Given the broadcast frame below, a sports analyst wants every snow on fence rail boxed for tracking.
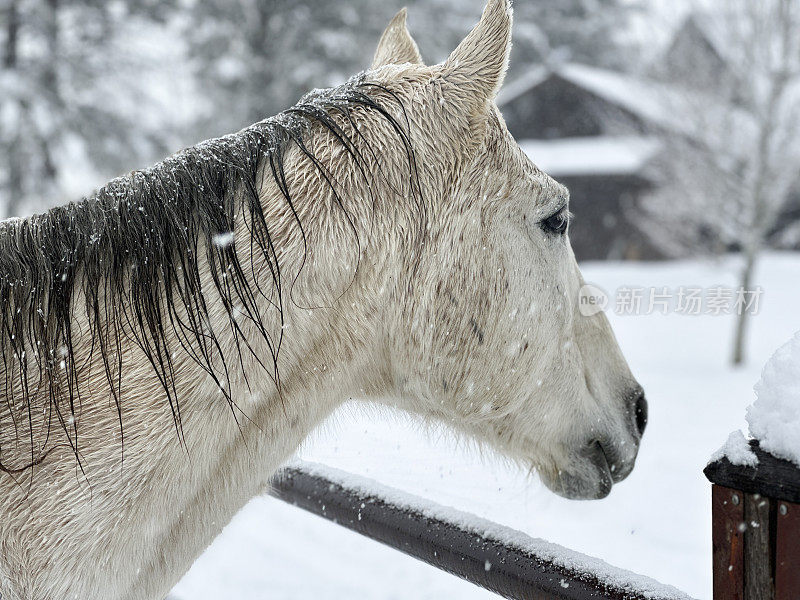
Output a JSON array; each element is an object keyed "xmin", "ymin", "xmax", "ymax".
[{"xmin": 269, "ymin": 461, "xmax": 694, "ymax": 600}]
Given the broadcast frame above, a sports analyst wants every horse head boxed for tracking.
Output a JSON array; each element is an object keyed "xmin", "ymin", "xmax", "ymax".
[{"xmin": 364, "ymin": 0, "xmax": 646, "ymax": 499}]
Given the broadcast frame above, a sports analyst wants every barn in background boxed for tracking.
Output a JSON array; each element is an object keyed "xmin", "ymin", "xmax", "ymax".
[
  {"xmin": 497, "ymin": 14, "xmax": 800, "ymax": 261},
  {"xmin": 497, "ymin": 64, "xmax": 669, "ymax": 261},
  {"xmin": 518, "ymin": 137, "xmax": 659, "ymax": 261}
]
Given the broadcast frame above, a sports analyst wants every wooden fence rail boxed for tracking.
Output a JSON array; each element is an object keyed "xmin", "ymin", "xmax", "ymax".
[{"xmin": 269, "ymin": 463, "xmax": 694, "ymax": 600}]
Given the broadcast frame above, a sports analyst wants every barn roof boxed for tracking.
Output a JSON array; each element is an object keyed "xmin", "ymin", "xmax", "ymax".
[
  {"xmin": 496, "ymin": 65, "xmax": 549, "ymax": 107},
  {"xmin": 499, "ymin": 63, "xmax": 677, "ymax": 127},
  {"xmin": 556, "ymin": 64, "xmax": 671, "ymax": 125},
  {"xmin": 499, "ymin": 63, "xmax": 756, "ymax": 145},
  {"xmin": 669, "ymin": 13, "xmax": 732, "ymax": 65},
  {"xmin": 519, "ymin": 136, "xmax": 660, "ymax": 178}
]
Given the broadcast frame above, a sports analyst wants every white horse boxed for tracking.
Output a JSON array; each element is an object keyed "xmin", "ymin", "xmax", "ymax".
[{"xmin": 0, "ymin": 1, "xmax": 646, "ymax": 598}]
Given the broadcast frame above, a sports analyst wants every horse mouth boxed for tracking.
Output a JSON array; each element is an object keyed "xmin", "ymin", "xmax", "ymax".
[
  {"xmin": 540, "ymin": 440, "xmax": 616, "ymax": 500},
  {"xmin": 587, "ymin": 440, "xmax": 615, "ymax": 495}
]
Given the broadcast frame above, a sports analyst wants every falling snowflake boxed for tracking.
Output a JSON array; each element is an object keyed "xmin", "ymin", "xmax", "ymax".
[{"xmin": 212, "ymin": 231, "xmax": 235, "ymax": 248}]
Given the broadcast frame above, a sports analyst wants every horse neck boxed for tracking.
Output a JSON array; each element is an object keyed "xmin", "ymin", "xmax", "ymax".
[
  {"xmin": 0, "ymin": 165, "xmax": 400, "ymax": 600},
  {"xmin": 115, "ymin": 248, "xmax": 397, "ymax": 600}
]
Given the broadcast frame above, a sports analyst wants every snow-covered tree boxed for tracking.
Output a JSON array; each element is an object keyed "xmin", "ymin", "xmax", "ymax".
[
  {"xmin": 185, "ymin": 0, "xmax": 397, "ymax": 137},
  {"xmin": 0, "ymin": 0, "xmax": 194, "ymax": 217},
  {"xmin": 510, "ymin": 0, "xmax": 643, "ymax": 70},
  {"xmin": 406, "ymin": 0, "xmax": 642, "ymax": 69},
  {"xmin": 186, "ymin": 0, "xmax": 643, "ymax": 140},
  {"xmin": 640, "ymin": 0, "xmax": 800, "ymax": 365}
]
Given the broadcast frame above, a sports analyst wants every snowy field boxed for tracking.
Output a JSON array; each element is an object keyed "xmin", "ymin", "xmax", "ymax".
[{"xmin": 172, "ymin": 252, "xmax": 800, "ymax": 600}]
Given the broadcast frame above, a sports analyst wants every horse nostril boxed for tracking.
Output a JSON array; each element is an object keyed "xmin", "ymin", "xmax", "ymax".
[{"xmin": 634, "ymin": 391, "xmax": 648, "ymax": 437}]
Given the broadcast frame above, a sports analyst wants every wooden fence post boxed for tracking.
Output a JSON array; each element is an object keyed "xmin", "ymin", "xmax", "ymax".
[{"xmin": 705, "ymin": 440, "xmax": 800, "ymax": 600}]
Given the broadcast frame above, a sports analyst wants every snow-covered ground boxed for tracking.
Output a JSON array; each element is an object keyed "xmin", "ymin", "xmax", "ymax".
[{"xmin": 172, "ymin": 252, "xmax": 800, "ymax": 600}]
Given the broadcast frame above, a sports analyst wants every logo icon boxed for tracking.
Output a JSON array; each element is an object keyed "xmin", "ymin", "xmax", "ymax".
[{"xmin": 578, "ymin": 284, "xmax": 608, "ymax": 316}]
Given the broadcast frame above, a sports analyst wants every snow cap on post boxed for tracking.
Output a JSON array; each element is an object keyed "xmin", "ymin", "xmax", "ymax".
[
  {"xmin": 441, "ymin": 0, "xmax": 513, "ymax": 105},
  {"xmin": 372, "ymin": 8, "xmax": 423, "ymax": 69}
]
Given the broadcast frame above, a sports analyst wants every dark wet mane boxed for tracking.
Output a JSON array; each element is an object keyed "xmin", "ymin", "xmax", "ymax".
[{"xmin": 0, "ymin": 74, "xmax": 418, "ymax": 474}]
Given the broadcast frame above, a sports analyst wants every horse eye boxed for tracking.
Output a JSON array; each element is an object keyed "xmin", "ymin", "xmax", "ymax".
[{"xmin": 541, "ymin": 208, "xmax": 570, "ymax": 235}]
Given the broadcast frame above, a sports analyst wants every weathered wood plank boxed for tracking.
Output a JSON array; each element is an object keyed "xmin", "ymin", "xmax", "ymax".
[
  {"xmin": 743, "ymin": 493, "xmax": 774, "ymax": 600},
  {"xmin": 712, "ymin": 485, "xmax": 745, "ymax": 600},
  {"xmin": 775, "ymin": 500, "xmax": 800, "ymax": 600},
  {"xmin": 705, "ymin": 441, "xmax": 800, "ymax": 505}
]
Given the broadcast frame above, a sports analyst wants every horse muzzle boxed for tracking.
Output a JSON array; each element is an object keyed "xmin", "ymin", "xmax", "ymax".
[{"xmin": 542, "ymin": 389, "xmax": 647, "ymax": 500}]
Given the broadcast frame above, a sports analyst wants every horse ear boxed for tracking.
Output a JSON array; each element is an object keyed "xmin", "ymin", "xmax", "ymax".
[
  {"xmin": 372, "ymin": 8, "xmax": 424, "ymax": 69},
  {"xmin": 440, "ymin": 0, "xmax": 512, "ymax": 105}
]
